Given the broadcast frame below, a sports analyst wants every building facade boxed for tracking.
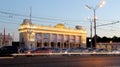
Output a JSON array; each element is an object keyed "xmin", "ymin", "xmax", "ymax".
[
  {"xmin": 0, "ymin": 33, "xmax": 13, "ymax": 47},
  {"xmin": 19, "ymin": 19, "xmax": 87, "ymax": 49},
  {"xmin": 97, "ymin": 42, "xmax": 120, "ymax": 51}
]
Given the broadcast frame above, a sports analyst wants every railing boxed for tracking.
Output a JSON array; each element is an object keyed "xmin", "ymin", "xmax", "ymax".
[{"xmin": 12, "ymin": 52, "xmax": 120, "ymax": 56}]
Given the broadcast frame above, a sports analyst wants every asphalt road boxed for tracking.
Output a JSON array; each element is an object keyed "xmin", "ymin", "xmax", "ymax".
[{"xmin": 0, "ymin": 55, "xmax": 120, "ymax": 67}]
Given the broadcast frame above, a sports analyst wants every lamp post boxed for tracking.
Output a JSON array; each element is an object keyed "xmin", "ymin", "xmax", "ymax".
[
  {"xmin": 87, "ymin": 17, "xmax": 93, "ymax": 48},
  {"xmin": 86, "ymin": 0, "xmax": 106, "ymax": 47},
  {"xmin": 29, "ymin": 7, "xmax": 32, "ymax": 49}
]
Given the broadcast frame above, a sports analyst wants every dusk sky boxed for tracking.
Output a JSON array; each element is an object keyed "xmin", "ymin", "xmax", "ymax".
[{"xmin": 0, "ymin": 0, "xmax": 120, "ymax": 41}]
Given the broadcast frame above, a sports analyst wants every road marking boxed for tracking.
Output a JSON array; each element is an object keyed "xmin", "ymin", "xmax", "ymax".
[{"xmin": 0, "ymin": 57, "xmax": 14, "ymax": 59}]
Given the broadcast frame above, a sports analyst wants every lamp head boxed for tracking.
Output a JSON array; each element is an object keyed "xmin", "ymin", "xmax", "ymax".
[
  {"xmin": 85, "ymin": 5, "xmax": 92, "ymax": 9},
  {"xmin": 98, "ymin": 0, "xmax": 106, "ymax": 8}
]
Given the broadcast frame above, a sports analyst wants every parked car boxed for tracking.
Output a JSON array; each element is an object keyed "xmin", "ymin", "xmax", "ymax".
[
  {"xmin": 25, "ymin": 47, "xmax": 52, "ymax": 54},
  {"xmin": 0, "ymin": 46, "xmax": 18, "ymax": 56},
  {"xmin": 112, "ymin": 49, "xmax": 120, "ymax": 53},
  {"xmin": 50, "ymin": 48, "xmax": 60, "ymax": 53},
  {"xmin": 18, "ymin": 47, "xmax": 28, "ymax": 53},
  {"xmin": 93, "ymin": 48, "xmax": 109, "ymax": 53}
]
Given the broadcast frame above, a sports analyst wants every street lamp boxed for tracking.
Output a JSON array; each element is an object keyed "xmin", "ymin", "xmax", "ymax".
[
  {"xmin": 87, "ymin": 17, "xmax": 93, "ymax": 48},
  {"xmin": 86, "ymin": 0, "xmax": 106, "ymax": 47}
]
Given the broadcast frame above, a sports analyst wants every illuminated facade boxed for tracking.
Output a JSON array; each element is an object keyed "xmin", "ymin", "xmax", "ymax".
[{"xmin": 19, "ymin": 19, "xmax": 87, "ymax": 49}]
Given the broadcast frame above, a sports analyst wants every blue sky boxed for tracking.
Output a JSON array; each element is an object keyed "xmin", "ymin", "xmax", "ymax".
[{"xmin": 0, "ymin": 0, "xmax": 120, "ymax": 41}]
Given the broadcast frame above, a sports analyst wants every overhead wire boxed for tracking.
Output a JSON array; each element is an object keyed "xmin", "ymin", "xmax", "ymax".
[
  {"xmin": 96, "ymin": 21, "xmax": 120, "ymax": 27},
  {"xmin": 0, "ymin": 10, "xmax": 120, "ymax": 34},
  {"xmin": 0, "ymin": 10, "xmax": 87, "ymax": 23},
  {"xmin": 0, "ymin": 10, "xmax": 89, "ymax": 29}
]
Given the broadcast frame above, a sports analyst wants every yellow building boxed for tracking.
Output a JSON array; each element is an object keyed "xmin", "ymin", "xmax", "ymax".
[{"xmin": 19, "ymin": 19, "xmax": 87, "ymax": 49}]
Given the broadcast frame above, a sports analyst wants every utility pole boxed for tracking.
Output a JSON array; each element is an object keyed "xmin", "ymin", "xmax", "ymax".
[
  {"xmin": 28, "ymin": 7, "xmax": 32, "ymax": 49},
  {"xmin": 3, "ymin": 28, "xmax": 5, "ymax": 46},
  {"xmin": 87, "ymin": 17, "xmax": 93, "ymax": 48},
  {"xmin": 85, "ymin": 0, "xmax": 106, "ymax": 47}
]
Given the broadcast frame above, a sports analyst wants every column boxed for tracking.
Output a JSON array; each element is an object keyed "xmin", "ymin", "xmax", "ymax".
[
  {"xmin": 75, "ymin": 35, "xmax": 77, "ymax": 48},
  {"xmin": 41, "ymin": 33, "xmax": 44, "ymax": 48},
  {"xmin": 79, "ymin": 36, "xmax": 81, "ymax": 48},
  {"xmin": 49, "ymin": 33, "xmax": 51, "ymax": 48},
  {"xmin": 0, "ymin": 34, "xmax": 1, "ymax": 47},
  {"xmin": 69, "ymin": 35, "xmax": 70, "ymax": 48},
  {"xmin": 63, "ymin": 34, "xmax": 65, "ymax": 48},
  {"xmin": 56, "ymin": 34, "xmax": 58, "ymax": 48},
  {"xmin": 27, "ymin": 32, "xmax": 30, "ymax": 49}
]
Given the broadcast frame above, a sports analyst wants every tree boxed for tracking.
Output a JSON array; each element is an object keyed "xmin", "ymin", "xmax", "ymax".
[{"xmin": 112, "ymin": 36, "xmax": 119, "ymax": 42}]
